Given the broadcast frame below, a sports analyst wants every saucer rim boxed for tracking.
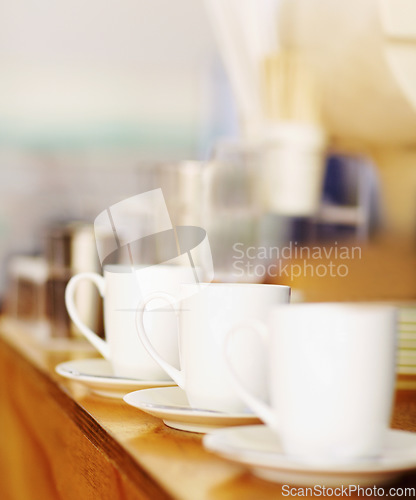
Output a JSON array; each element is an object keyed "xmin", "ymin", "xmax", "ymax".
[
  {"xmin": 123, "ymin": 386, "xmax": 262, "ymax": 422},
  {"xmin": 203, "ymin": 425, "xmax": 416, "ymax": 475},
  {"xmin": 55, "ymin": 358, "xmax": 175, "ymax": 387}
]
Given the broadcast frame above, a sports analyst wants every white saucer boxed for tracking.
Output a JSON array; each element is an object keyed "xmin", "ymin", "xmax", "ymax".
[
  {"xmin": 123, "ymin": 387, "xmax": 261, "ymax": 433},
  {"xmin": 203, "ymin": 425, "xmax": 416, "ymax": 487},
  {"xmin": 55, "ymin": 358, "xmax": 175, "ymax": 398}
]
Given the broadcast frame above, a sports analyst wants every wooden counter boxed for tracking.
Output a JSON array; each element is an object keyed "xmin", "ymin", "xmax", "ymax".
[{"xmin": 1, "ymin": 319, "xmax": 416, "ymax": 500}]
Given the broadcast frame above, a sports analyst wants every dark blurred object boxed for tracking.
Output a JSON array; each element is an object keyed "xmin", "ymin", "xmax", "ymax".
[
  {"xmin": 4, "ymin": 221, "xmax": 104, "ymax": 339},
  {"xmin": 44, "ymin": 223, "xmax": 75, "ymax": 338},
  {"xmin": 4, "ymin": 256, "xmax": 49, "ymax": 339},
  {"xmin": 44, "ymin": 222, "xmax": 103, "ymax": 339},
  {"xmin": 288, "ymin": 154, "xmax": 382, "ymax": 244},
  {"xmin": 313, "ymin": 155, "xmax": 382, "ymax": 241},
  {"xmin": 45, "ymin": 224, "xmax": 74, "ymax": 270},
  {"xmin": 46, "ymin": 275, "xmax": 73, "ymax": 339}
]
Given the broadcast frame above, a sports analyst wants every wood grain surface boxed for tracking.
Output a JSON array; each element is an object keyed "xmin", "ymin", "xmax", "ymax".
[{"xmin": 1, "ymin": 315, "xmax": 416, "ymax": 500}]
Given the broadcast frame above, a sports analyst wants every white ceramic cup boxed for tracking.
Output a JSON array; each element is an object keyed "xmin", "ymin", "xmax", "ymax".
[
  {"xmin": 225, "ymin": 303, "xmax": 397, "ymax": 463},
  {"xmin": 65, "ymin": 264, "xmax": 198, "ymax": 379},
  {"xmin": 136, "ymin": 283, "xmax": 291, "ymax": 412}
]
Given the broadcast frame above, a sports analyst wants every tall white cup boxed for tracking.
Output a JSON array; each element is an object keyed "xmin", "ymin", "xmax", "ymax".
[
  {"xmin": 136, "ymin": 283, "xmax": 291, "ymax": 412},
  {"xmin": 226, "ymin": 303, "xmax": 397, "ymax": 463},
  {"xmin": 65, "ymin": 264, "xmax": 198, "ymax": 379}
]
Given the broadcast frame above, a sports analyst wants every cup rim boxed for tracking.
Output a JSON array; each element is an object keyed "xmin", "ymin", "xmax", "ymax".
[
  {"xmin": 103, "ymin": 263, "xmax": 199, "ymax": 274},
  {"xmin": 181, "ymin": 282, "xmax": 291, "ymax": 290},
  {"xmin": 271, "ymin": 301, "xmax": 397, "ymax": 313}
]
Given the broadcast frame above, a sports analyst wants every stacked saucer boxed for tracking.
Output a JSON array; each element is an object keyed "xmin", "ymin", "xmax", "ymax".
[{"xmin": 398, "ymin": 306, "xmax": 416, "ymax": 377}]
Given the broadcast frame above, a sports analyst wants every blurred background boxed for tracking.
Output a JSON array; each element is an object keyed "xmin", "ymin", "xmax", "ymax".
[
  {"xmin": 2, "ymin": 0, "xmax": 416, "ymax": 337},
  {"xmin": 0, "ymin": 0, "xmax": 233, "ymax": 288}
]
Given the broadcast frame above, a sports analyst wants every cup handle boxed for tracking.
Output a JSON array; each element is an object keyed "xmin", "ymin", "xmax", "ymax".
[
  {"xmin": 136, "ymin": 292, "xmax": 185, "ymax": 388},
  {"xmin": 65, "ymin": 273, "xmax": 110, "ymax": 359},
  {"xmin": 224, "ymin": 320, "xmax": 278, "ymax": 432}
]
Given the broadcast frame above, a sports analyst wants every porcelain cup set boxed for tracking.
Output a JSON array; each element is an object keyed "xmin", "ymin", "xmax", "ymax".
[{"xmin": 62, "ymin": 263, "xmax": 416, "ymax": 486}]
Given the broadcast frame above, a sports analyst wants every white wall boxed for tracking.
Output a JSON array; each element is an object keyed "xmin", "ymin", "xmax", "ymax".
[
  {"xmin": 0, "ymin": 0, "xmax": 239, "ymax": 294},
  {"xmin": 0, "ymin": 0, "xmax": 235, "ymax": 153}
]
